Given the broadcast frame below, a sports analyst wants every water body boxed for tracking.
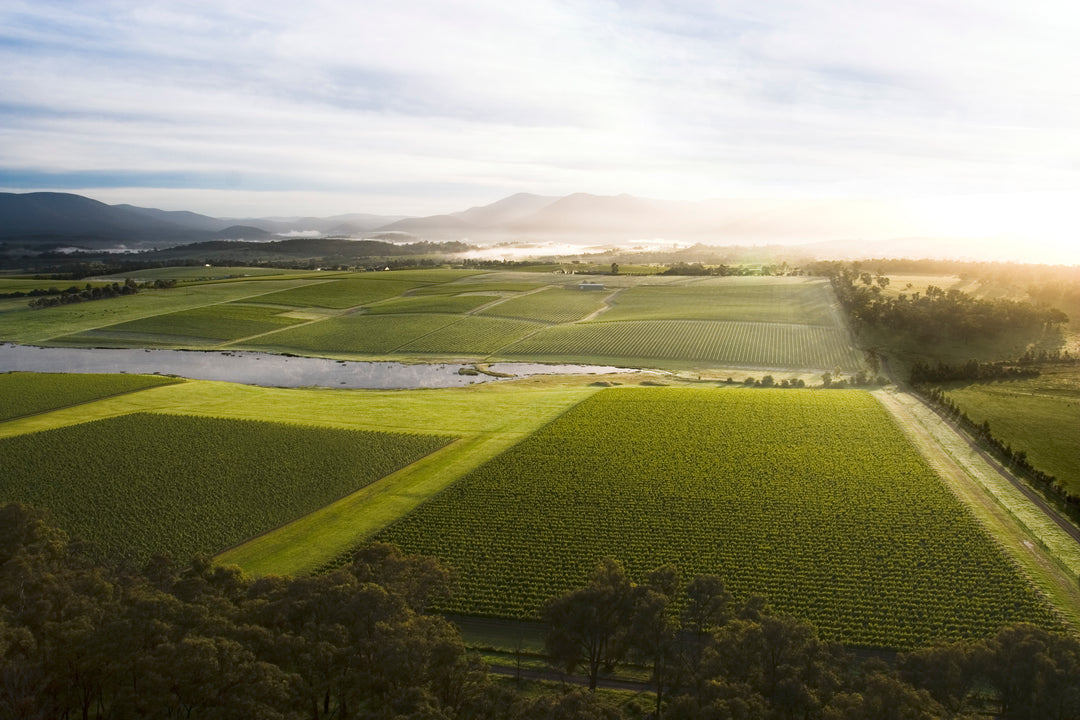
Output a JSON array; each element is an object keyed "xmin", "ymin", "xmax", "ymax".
[{"xmin": 0, "ymin": 344, "xmax": 632, "ymax": 390}]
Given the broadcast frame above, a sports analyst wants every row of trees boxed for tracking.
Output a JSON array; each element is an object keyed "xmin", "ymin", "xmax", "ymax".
[
  {"xmin": 545, "ymin": 558, "xmax": 1080, "ymax": 720},
  {"xmin": 4, "ymin": 502, "xmax": 1079, "ymax": 719},
  {"xmin": 25, "ymin": 278, "xmax": 178, "ymax": 309},
  {"xmin": 908, "ymin": 359, "xmax": 1040, "ymax": 385},
  {"xmin": 818, "ymin": 263, "xmax": 1068, "ymax": 345},
  {"xmin": 917, "ymin": 387, "xmax": 1080, "ymax": 524}
]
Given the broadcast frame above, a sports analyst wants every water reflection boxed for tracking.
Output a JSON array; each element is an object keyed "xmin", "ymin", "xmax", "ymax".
[{"xmin": 0, "ymin": 344, "xmax": 631, "ymax": 390}]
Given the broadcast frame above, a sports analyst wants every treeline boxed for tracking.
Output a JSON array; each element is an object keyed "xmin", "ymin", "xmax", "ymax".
[
  {"xmin": 544, "ymin": 557, "xmax": 1080, "ymax": 720},
  {"xmin": 814, "ymin": 262, "xmax": 1068, "ymax": 345},
  {"xmin": 660, "ymin": 262, "xmax": 763, "ymax": 277},
  {"xmin": 25, "ymin": 278, "xmax": 178, "ymax": 309},
  {"xmin": 909, "ymin": 358, "xmax": 1042, "ymax": 384},
  {"xmin": 917, "ymin": 387, "xmax": 1080, "ymax": 526},
  {"xmin": 4, "ymin": 502, "xmax": 1080, "ymax": 720}
]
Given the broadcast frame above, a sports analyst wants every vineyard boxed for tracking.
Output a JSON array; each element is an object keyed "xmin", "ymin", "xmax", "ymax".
[
  {"xmin": 396, "ymin": 316, "xmax": 547, "ymax": 355},
  {"xmin": 0, "ymin": 413, "xmax": 452, "ymax": 563},
  {"xmin": 479, "ymin": 287, "xmax": 608, "ymax": 323},
  {"xmin": 597, "ymin": 277, "xmax": 836, "ymax": 324},
  {"xmin": 0, "ymin": 371, "xmax": 181, "ymax": 421},
  {"xmin": 365, "ymin": 294, "xmax": 493, "ymax": 315},
  {"xmin": 499, "ymin": 320, "xmax": 863, "ymax": 371},
  {"xmin": 371, "ymin": 388, "xmax": 1058, "ymax": 648},
  {"xmin": 72, "ymin": 302, "xmax": 310, "ymax": 343},
  {"xmin": 252, "ymin": 277, "xmax": 428, "ymax": 308},
  {"xmin": 242, "ymin": 313, "xmax": 461, "ymax": 354}
]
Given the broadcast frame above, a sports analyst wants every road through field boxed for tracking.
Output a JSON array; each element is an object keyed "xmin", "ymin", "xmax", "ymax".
[{"xmin": 873, "ymin": 387, "xmax": 1080, "ymax": 624}]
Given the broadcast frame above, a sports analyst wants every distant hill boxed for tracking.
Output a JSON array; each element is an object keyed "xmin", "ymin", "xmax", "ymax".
[{"xmin": 0, "ymin": 193, "xmax": 405, "ymax": 250}]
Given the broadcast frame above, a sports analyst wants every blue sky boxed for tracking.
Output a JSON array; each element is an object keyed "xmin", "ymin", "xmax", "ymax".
[{"xmin": 2, "ymin": 1, "xmax": 1079, "ymax": 261}]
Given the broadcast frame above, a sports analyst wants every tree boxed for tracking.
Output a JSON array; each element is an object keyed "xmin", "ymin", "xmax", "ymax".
[
  {"xmin": 544, "ymin": 558, "xmax": 636, "ymax": 691},
  {"xmin": 610, "ymin": 263, "xmax": 619, "ymax": 275}
]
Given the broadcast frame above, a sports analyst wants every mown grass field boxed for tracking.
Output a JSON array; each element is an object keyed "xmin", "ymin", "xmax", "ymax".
[
  {"xmin": 943, "ymin": 365, "xmax": 1080, "ymax": 495},
  {"xmin": 0, "ymin": 371, "xmax": 181, "ymax": 421},
  {"xmin": 370, "ymin": 387, "xmax": 1058, "ymax": 648},
  {"xmin": 0, "ymin": 411, "xmax": 452, "ymax": 563}
]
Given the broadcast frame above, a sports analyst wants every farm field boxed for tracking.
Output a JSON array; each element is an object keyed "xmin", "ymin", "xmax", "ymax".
[
  {"xmin": 597, "ymin": 277, "xmax": 836, "ymax": 324},
  {"xmin": 0, "ymin": 411, "xmax": 452, "ymax": 563},
  {"xmin": 0, "ymin": 371, "xmax": 181, "ymax": 421},
  {"xmin": 90, "ymin": 266, "xmax": 312, "ymax": 281},
  {"xmin": 943, "ymin": 364, "xmax": 1080, "ymax": 495},
  {"xmin": 0, "ymin": 372, "xmax": 600, "ymax": 574},
  {"xmin": 58, "ymin": 302, "xmax": 311, "ymax": 345},
  {"xmin": 371, "ymin": 387, "xmax": 1058, "ymax": 648},
  {"xmin": 0, "ymin": 277, "xmax": 326, "ymax": 345},
  {"xmin": 478, "ymin": 286, "xmax": 608, "ymax": 323},
  {"xmin": 498, "ymin": 320, "xmax": 862, "ymax": 371},
  {"xmin": 0, "ymin": 267, "xmax": 863, "ymax": 373}
]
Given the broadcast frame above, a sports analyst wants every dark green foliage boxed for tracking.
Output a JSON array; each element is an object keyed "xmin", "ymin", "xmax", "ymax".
[
  {"xmin": 0, "ymin": 414, "xmax": 451, "ymax": 562},
  {"xmin": 0, "ymin": 371, "xmax": 182, "ymax": 421},
  {"xmin": 2, "ymin": 504, "xmax": 1078, "ymax": 719}
]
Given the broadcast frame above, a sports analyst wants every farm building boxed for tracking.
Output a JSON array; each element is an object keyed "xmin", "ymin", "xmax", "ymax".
[{"xmin": 578, "ymin": 282, "xmax": 605, "ymax": 291}]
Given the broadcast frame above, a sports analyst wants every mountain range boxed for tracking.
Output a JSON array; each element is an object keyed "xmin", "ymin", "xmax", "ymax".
[{"xmin": 0, "ymin": 190, "xmax": 1007, "ymax": 262}]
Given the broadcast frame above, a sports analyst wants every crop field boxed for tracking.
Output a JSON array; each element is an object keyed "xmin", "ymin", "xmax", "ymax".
[
  {"xmin": 239, "ymin": 313, "xmax": 461, "ymax": 354},
  {"xmin": 0, "ymin": 278, "xmax": 117, "ymax": 293},
  {"xmin": 499, "ymin": 320, "xmax": 863, "ymax": 371},
  {"xmin": 396, "ymin": 316, "xmax": 547, "ymax": 355},
  {"xmin": 372, "ymin": 388, "xmax": 1057, "ymax": 648},
  {"xmin": 60, "ymin": 302, "xmax": 311, "ymax": 344},
  {"xmin": 0, "ymin": 278, "xmax": 320, "ymax": 345},
  {"xmin": 598, "ymin": 277, "xmax": 837, "ymax": 324},
  {"xmin": 944, "ymin": 365, "xmax": 1080, "ymax": 494},
  {"xmin": 408, "ymin": 280, "xmax": 549, "ymax": 296},
  {"xmin": 364, "ymin": 294, "xmax": 494, "ymax": 315},
  {"xmin": 0, "ymin": 412, "xmax": 451, "ymax": 563},
  {"xmin": 0, "ymin": 371, "xmax": 181, "ymax": 421},
  {"xmin": 479, "ymin": 287, "xmax": 608, "ymax": 323},
  {"xmin": 251, "ymin": 278, "xmax": 426, "ymax": 308},
  {"xmin": 90, "ymin": 266, "xmax": 308, "ymax": 281}
]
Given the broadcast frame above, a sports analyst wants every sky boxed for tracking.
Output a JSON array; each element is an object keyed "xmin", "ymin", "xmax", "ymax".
[{"xmin": 1, "ymin": 1, "xmax": 1079, "ymax": 263}]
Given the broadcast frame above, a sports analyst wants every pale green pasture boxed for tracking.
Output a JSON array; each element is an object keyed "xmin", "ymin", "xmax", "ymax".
[{"xmin": 944, "ymin": 366, "xmax": 1080, "ymax": 495}]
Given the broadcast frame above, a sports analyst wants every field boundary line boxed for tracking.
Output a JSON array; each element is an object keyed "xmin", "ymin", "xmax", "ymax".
[
  {"xmin": 0, "ymin": 375, "xmax": 186, "ymax": 428},
  {"xmin": 27, "ymin": 278, "xmax": 337, "ymax": 345},
  {"xmin": 873, "ymin": 388, "xmax": 1080, "ymax": 626},
  {"xmin": 213, "ymin": 431, "xmax": 529, "ymax": 576}
]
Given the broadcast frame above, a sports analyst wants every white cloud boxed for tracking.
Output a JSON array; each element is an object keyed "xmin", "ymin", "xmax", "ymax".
[{"xmin": 1, "ymin": 0, "xmax": 1079, "ymax": 263}]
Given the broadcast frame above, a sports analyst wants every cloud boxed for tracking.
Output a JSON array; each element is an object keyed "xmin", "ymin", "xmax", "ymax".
[{"xmin": 0, "ymin": 0, "xmax": 1078, "ymax": 238}]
